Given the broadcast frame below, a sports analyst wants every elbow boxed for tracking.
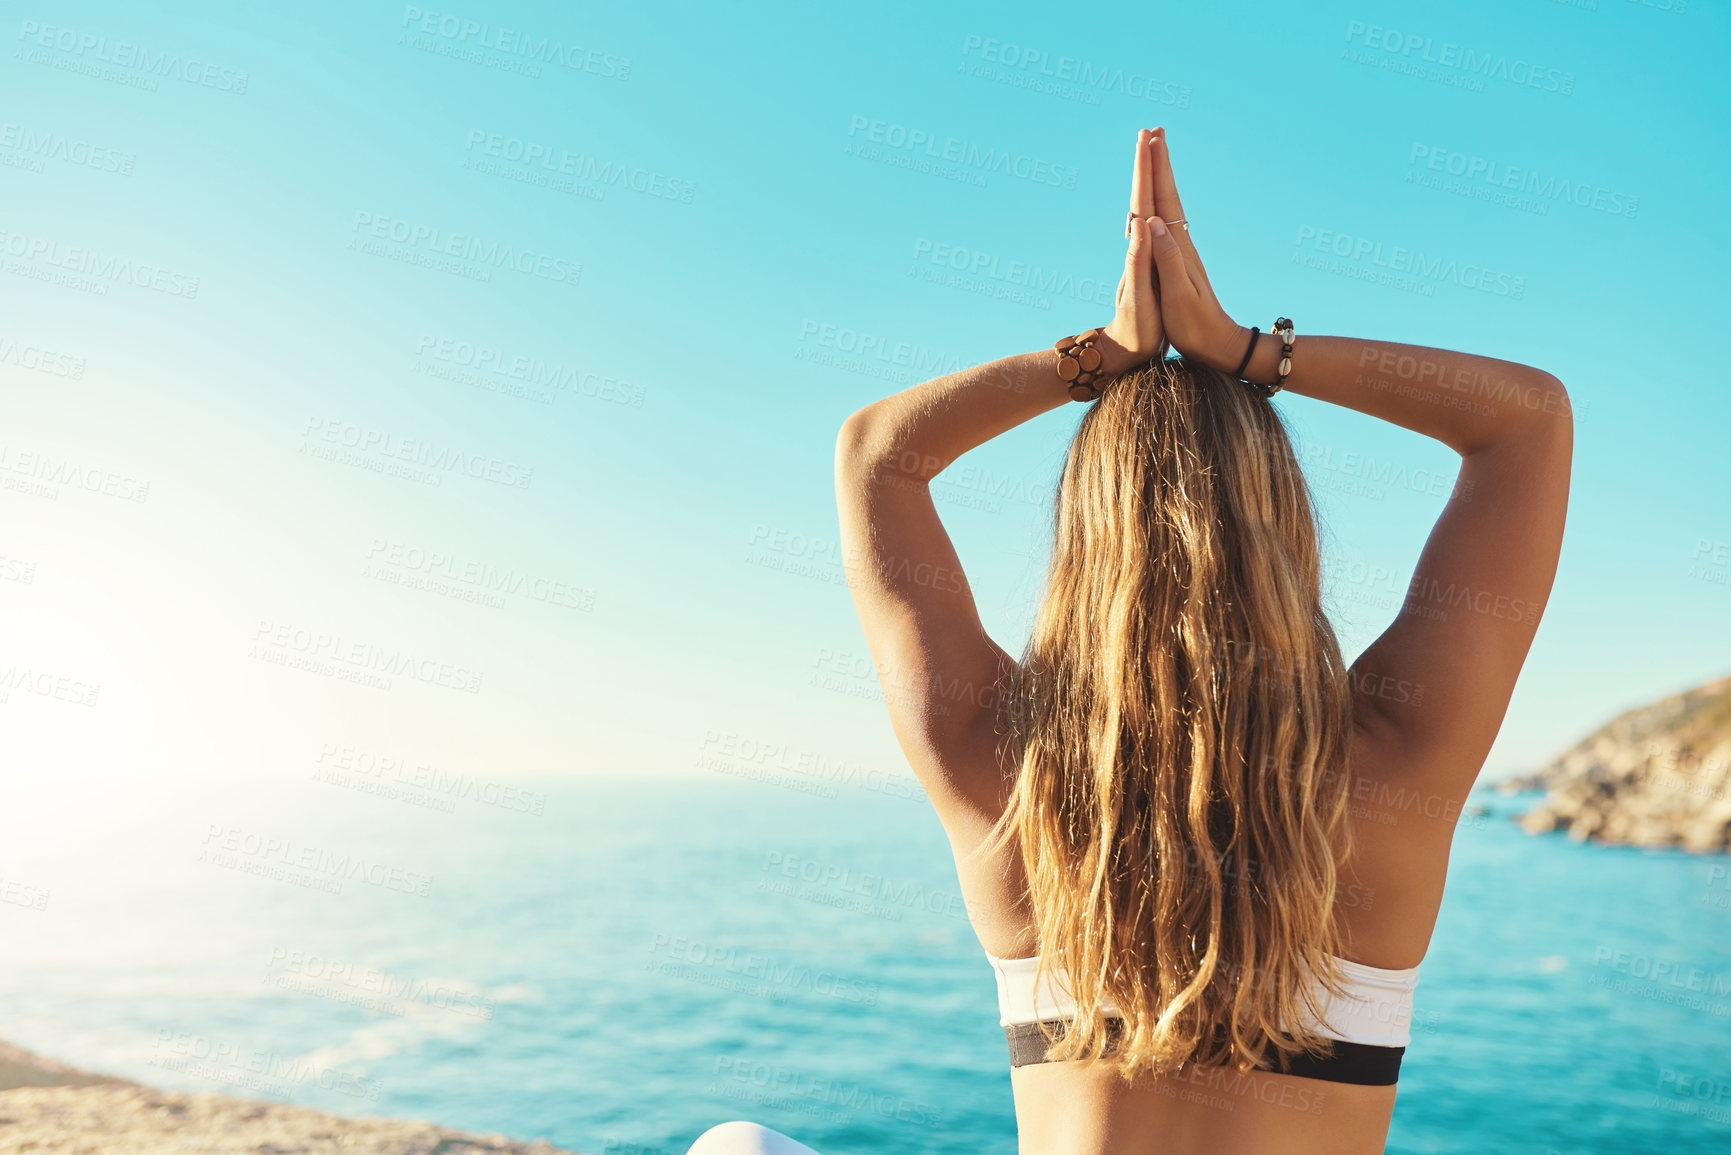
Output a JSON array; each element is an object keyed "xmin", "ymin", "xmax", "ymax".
[
  {"xmin": 836, "ymin": 407, "xmax": 944, "ymax": 481},
  {"xmin": 1496, "ymin": 371, "xmax": 1576, "ymax": 466},
  {"xmin": 1532, "ymin": 372, "xmax": 1577, "ymax": 444},
  {"xmin": 837, "ymin": 406, "xmax": 896, "ymax": 471},
  {"xmin": 1462, "ymin": 371, "xmax": 1575, "ymax": 457},
  {"xmin": 1538, "ymin": 371, "xmax": 1572, "ymax": 413},
  {"xmin": 836, "ymin": 408, "xmax": 878, "ymax": 461}
]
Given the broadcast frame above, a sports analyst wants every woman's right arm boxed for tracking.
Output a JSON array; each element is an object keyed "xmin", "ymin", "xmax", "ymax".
[{"xmin": 1145, "ymin": 126, "xmax": 1574, "ymax": 835}]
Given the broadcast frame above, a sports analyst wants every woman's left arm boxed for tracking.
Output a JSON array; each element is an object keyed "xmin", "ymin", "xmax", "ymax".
[{"xmin": 833, "ymin": 127, "xmax": 1167, "ymax": 828}]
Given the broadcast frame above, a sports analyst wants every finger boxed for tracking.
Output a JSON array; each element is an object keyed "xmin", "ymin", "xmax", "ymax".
[
  {"xmin": 1146, "ymin": 216, "xmax": 1192, "ymax": 299},
  {"xmin": 1114, "ymin": 223, "xmax": 1140, "ymax": 308},
  {"xmin": 1129, "ymin": 127, "xmax": 1154, "ymax": 219},
  {"xmin": 1150, "ymin": 129, "xmax": 1200, "ymax": 260},
  {"xmin": 1150, "ymin": 128, "xmax": 1185, "ymax": 223},
  {"xmin": 1126, "ymin": 218, "xmax": 1157, "ymax": 318},
  {"xmin": 1140, "ymin": 221, "xmax": 1166, "ymax": 348}
]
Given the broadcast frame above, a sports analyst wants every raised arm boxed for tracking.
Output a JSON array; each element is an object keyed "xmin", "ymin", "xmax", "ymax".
[
  {"xmin": 1144, "ymin": 125, "xmax": 1574, "ymax": 822},
  {"xmin": 1240, "ymin": 336, "xmax": 1570, "ymax": 780},
  {"xmin": 835, "ymin": 129, "xmax": 1171, "ymax": 836}
]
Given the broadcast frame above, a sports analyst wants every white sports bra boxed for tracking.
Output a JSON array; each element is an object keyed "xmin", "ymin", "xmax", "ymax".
[{"xmin": 985, "ymin": 950, "xmax": 1420, "ymax": 1048}]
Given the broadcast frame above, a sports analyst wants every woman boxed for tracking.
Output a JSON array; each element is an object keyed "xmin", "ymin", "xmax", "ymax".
[{"xmin": 690, "ymin": 127, "xmax": 1572, "ymax": 1154}]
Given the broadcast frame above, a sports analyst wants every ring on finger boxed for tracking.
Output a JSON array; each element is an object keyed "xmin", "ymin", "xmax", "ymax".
[{"xmin": 1125, "ymin": 210, "xmax": 1190, "ymax": 237}]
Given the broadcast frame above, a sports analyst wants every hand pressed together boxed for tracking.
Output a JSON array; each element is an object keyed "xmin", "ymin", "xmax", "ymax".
[{"xmin": 1099, "ymin": 127, "xmax": 1251, "ymax": 379}]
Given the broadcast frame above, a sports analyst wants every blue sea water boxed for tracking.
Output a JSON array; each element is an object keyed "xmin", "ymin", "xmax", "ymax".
[{"xmin": 2, "ymin": 775, "xmax": 1728, "ymax": 1155}]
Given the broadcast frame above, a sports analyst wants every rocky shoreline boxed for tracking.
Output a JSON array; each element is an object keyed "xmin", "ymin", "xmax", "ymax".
[
  {"xmin": 0, "ymin": 1040, "xmax": 583, "ymax": 1154},
  {"xmin": 1501, "ymin": 672, "xmax": 1731, "ymax": 852}
]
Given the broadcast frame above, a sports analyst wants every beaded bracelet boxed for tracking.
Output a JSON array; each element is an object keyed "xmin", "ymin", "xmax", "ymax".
[
  {"xmin": 1269, "ymin": 317, "xmax": 1295, "ymax": 396},
  {"xmin": 1244, "ymin": 317, "xmax": 1296, "ymax": 398},
  {"xmin": 1054, "ymin": 328, "xmax": 1108, "ymax": 402}
]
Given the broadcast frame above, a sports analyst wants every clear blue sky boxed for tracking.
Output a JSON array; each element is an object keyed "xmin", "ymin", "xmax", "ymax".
[{"xmin": 2, "ymin": 0, "xmax": 1726, "ymax": 800}]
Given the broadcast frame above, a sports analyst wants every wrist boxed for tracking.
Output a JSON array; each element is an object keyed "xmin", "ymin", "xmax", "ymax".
[
  {"xmin": 1093, "ymin": 330, "xmax": 1142, "ymax": 379},
  {"xmin": 1210, "ymin": 321, "xmax": 1253, "ymax": 376}
]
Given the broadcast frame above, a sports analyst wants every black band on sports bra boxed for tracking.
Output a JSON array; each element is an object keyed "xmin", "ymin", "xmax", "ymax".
[
  {"xmin": 1004, "ymin": 1021, "xmax": 1405, "ymax": 1087},
  {"xmin": 1268, "ymin": 1039, "xmax": 1404, "ymax": 1086}
]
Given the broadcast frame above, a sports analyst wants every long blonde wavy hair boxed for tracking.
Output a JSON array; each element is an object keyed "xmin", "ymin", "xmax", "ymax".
[{"xmin": 982, "ymin": 355, "xmax": 1356, "ymax": 1077}]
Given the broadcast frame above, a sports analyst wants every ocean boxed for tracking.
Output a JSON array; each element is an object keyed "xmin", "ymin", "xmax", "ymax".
[{"xmin": 2, "ymin": 773, "xmax": 1728, "ymax": 1154}]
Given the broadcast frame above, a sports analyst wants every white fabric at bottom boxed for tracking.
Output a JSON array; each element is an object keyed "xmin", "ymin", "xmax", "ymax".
[
  {"xmin": 686, "ymin": 1121, "xmax": 825, "ymax": 1155},
  {"xmin": 986, "ymin": 951, "xmax": 1421, "ymax": 1048}
]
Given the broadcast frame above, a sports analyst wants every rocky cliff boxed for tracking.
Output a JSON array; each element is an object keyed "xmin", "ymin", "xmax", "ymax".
[{"xmin": 1501, "ymin": 673, "xmax": 1731, "ymax": 852}]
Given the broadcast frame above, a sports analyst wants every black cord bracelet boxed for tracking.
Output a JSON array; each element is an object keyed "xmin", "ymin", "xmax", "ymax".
[{"xmin": 1230, "ymin": 327, "xmax": 1259, "ymax": 380}]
